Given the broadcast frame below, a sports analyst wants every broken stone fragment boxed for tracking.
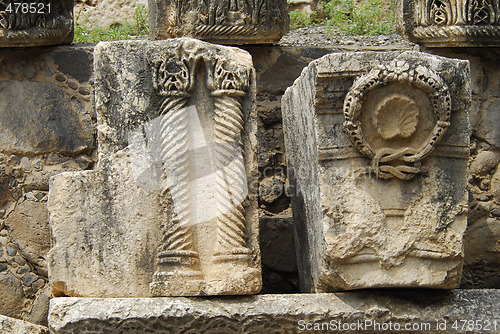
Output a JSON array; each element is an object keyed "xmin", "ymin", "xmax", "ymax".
[
  {"xmin": 48, "ymin": 38, "xmax": 261, "ymax": 297},
  {"xmin": 148, "ymin": 0, "xmax": 289, "ymax": 44},
  {"xmin": 282, "ymin": 51, "xmax": 471, "ymax": 292},
  {"xmin": 0, "ymin": 1, "xmax": 73, "ymax": 47}
]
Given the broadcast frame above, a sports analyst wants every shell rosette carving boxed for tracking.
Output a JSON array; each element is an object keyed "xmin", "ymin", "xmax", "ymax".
[{"xmin": 343, "ymin": 60, "xmax": 451, "ymax": 180}]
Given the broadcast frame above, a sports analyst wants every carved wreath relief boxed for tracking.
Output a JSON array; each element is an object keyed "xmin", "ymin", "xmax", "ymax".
[
  {"xmin": 344, "ymin": 60, "xmax": 451, "ymax": 180},
  {"xmin": 146, "ymin": 41, "xmax": 256, "ymax": 296},
  {"xmin": 0, "ymin": 0, "xmax": 73, "ymax": 46}
]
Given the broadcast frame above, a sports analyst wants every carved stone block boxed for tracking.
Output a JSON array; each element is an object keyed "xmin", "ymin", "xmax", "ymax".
[
  {"xmin": 148, "ymin": 0, "xmax": 289, "ymax": 44},
  {"xmin": 0, "ymin": 0, "xmax": 73, "ymax": 47},
  {"xmin": 48, "ymin": 38, "xmax": 261, "ymax": 297},
  {"xmin": 282, "ymin": 51, "xmax": 471, "ymax": 292},
  {"xmin": 397, "ymin": 0, "xmax": 500, "ymax": 47},
  {"xmin": 48, "ymin": 290, "xmax": 500, "ymax": 333}
]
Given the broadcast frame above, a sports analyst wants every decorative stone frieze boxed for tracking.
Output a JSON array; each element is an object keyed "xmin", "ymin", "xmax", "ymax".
[
  {"xmin": 48, "ymin": 290, "xmax": 500, "ymax": 334},
  {"xmin": 0, "ymin": 0, "xmax": 73, "ymax": 47},
  {"xmin": 282, "ymin": 51, "xmax": 471, "ymax": 292},
  {"xmin": 397, "ymin": 0, "xmax": 500, "ymax": 46},
  {"xmin": 48, "ymin": 38, "xmax": 261, "ymax": 297},
  {"xmin": 148, "ymin": 0, "xmax": 289, "ymax": 44}
]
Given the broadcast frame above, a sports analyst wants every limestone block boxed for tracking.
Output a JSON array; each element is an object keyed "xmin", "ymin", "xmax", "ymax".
[
  {"xmin": 148, "ymin": 0, "xmax": 289, "ymax": 44},
  {"xmin": 48, "ymin": 38, "xmax": 261, "ymax": 297},
  {"xmin": 48, "ymin": 290, "xmax": 500, "ymax": 333},
  {"xmin": 0, "ymin": 314, "xmax": 48, "ymax": 334},
  {"xmin": 282, "ymin": 51, "xmax": 471, "ymax": 292},
  {"xmin": 0, "ymin": 1, "xmax": 73, "ymax": 47},
  {"xmin": 397, "ymin": 0, "xmax": 500, "ymax": 47}
]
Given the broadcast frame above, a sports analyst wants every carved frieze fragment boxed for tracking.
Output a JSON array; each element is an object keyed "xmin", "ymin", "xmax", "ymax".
[
  {"xmin": 148, "ymin": 0, "xmax": 289, "ymax": 44},
  {"xmin": 282, "ymin": 51, "xmax": 471, "ymax": 291},
  {"xmin": 397, "ymin": 0, "xmax": 500, "ymax": 46},
  {"xmin": 48, "ymin": 38, "xmax": 261, "ymax": 297},
  {"xmin": 0, "ymin": 0, "xmax": 73, "ymax": 47}
]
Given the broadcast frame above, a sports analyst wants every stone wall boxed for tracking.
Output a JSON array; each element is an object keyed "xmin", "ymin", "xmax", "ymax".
[
  {"xmin": 1, "ymin": 35, "xmax": 499, "ymax": 325},
  {"xmin": 0, "ymin": 46, "xmax": 95, "ymax": 325}
]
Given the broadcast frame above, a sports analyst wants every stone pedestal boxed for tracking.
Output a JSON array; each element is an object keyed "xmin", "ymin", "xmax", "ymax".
[
  {"xmin": 48, "ymin": 38, "xmax": 261, "ymax": 297},
  {"xmin": 0, "ymin": 1, "xmax": 73, "ymax": 47},
  {"xmin": 148, "ymin": 0, "xmax": 289, "ymax": 44},
  {"xmin": 397, "ymin": 0, "xmax": 500, "ymax": 47},
  {"xmin": 48, "ymin": 290, "xmax": 500, "ymax": 333},
  {"xmin": 282, "ymin": 51, "xmax": 471, "ymax": 292}
]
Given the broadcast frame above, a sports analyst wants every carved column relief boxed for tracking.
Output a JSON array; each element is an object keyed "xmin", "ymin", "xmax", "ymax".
[
  {"xmin": 146, "ymin": 39, "xmax": 260, "ymax": 296},
  {"xmin": 149, "ymin": 53, "xmax": 204, "ymax": 295},
  {"xmin": 211, "ymin": 60, "xmax": 252, "ymax": 265}
]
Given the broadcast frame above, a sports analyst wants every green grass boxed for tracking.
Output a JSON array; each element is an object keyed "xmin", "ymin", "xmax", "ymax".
[
  {"xmin": 74, "ymin": 5, "xmax": 149, "ymax": 43},
  {"xmin": 290, "ymin": 0, "xmax": 395, "ymax": 35}
]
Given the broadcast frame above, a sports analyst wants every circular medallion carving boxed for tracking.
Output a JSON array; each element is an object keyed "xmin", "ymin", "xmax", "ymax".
[{"xmin": 343, "ymin": 60, "xmax": 452, "ymax": 180}]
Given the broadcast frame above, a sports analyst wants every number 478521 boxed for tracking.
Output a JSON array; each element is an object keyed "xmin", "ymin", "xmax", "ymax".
[{"xmin": 5, "ymin": 3, "xmax": 51, "ymax": 14}]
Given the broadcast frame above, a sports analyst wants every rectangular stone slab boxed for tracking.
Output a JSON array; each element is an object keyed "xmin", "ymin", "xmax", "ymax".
[
  {"xmin": 48, "ymin": 290, "xmax": 500, "ymax": 333},
  {"xmin": 0, "ymin": 1, "xmax": 73, "ymax": 47},
  {"xmin": 282, "ymin": 51, "xmax": 471, "ymax": 292},
  {"xmin": 48, "ymin": 38, "xmax": 261, "ymax": 297}
]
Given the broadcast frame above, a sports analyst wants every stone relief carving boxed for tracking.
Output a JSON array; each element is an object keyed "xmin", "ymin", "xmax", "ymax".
[
  {"xmin": 282, "ymin": 51, "xmax": 470, "ymax": 291},
  {"xmin": 146, "ymin": 39, "xmax": 259, "ymax": 296},
  {"xmin": 149, "ymin": 0, "xmax": 289, "ymax": 44},
  {"xmin": 398, "ymin": 0, "xmax": 500, "ymax": 46},
  {"xmin": 343, "ymin": 60, "xmax": 451, "ymax": 180},
  {"xmin": 0, "ymin": 0, "xmax": 73, "ymax": 47}
]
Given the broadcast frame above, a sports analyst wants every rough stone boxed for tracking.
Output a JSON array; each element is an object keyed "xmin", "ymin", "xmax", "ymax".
[
  {"xmin": 49, "ymin": 290, "xmax": 500, "ymax": 333},
  {"xmin": 0, "ymin": 48, "xmax": 95, "ymax": 154},
  {"xmin": 470, "ymin": 150, "xmax": 500, "ymax": 175},
  {"xmin": 0, "ymin": 271, "xmax": 25, "ymax": 320},
  {"xmin": 75, "ymin": 0, "xmax": 148, "ymax": 29},
  {"xmin": 49, "ymin": 38, "xmax": 261, "ymax": 297},
  {"xmin": 0, "ymin": 1, "xmax": 73, "ymax": 47},
  {"xmin": 5, "ymin": 200, "xmax": 50, "ymax": 269},
  {"xmin": 282, "ymin": 51, "xmax": 471, "ymax": 292},
  {"xmin": 397, "ymin": 0, "xmax": 500, "ymax": 47},
  {"xmin": 259, "ymin": 216, "xmax": 297, "ymax": 273},
  {"xmin": 0, "ymin": 315, "xmax": 48, "ymax": 334},
  {"xmin": 149, "ymin": 0, "xmax": 290, "ymax": 44}
]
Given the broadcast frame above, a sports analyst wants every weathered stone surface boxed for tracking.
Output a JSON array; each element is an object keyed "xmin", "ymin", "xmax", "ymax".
[
  {"xmin": 49, "ymin": 38, "xmax": 261, "ymax": 297},
  {"xmin": 397, "ymin": 0, "xmax": 500, "ymax": 47},
  {"xmin": 0, "ymin": 48, "xmax": 95, "ymax": 154},
  {"xmin": 0, "ymin": 314, "xmax": 48, "ymax": 334},
  {"xmin": 148, "ymin": 0, "xmax": 289, "ymax": 44},
  {"xmin": 75, "ymin": 0, "xmax": 148, "ymax": 28},
  {"xmin": 49, "ymin": 290, "xmax": 500, "ymax": 333},
  {"xmin": 283, "ymin": 51, "xmax": 471, "ymax": 292},
  {"xmin": 0, "ymin": 1, "xmax": 73, "ymax": 47}
]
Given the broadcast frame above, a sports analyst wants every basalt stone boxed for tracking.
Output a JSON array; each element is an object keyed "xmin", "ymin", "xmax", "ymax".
[
  {"xmin": 148, "ymin": 0, "xmax": 289, "ymax": 44},
  {"xmin": 48, "ymin": 38, "xmax": 261, "ymax": 297},
  {"xmin": 282, "ymin": 51, "xmax": 471, "ymax": 292},
  {"xmin": 397, "ymin": 0, "xmax": 500, "ymax": 47},
  {"xmin": 0, "ymin": 0, "xmax": 73, "ymax": 47}
]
